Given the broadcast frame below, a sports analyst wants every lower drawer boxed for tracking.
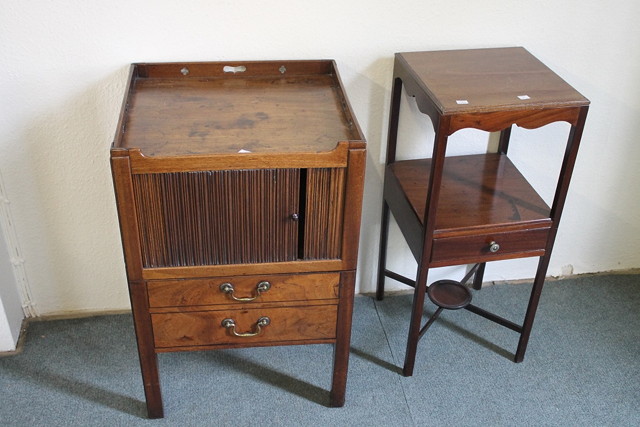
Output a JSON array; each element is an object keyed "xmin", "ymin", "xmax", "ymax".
[
  {"xmin": 430, "ymin": 227, "xmax": 550, "ymax": 266},
  {"xmin": 151, "ymin": 305, "xmax": 338, "ymax": 349}
]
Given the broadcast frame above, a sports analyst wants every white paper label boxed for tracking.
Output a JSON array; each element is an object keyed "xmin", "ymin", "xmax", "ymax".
[
  {"xmin": 238, "ymin": 149, "xmax": 252, "ymax": 153},
  {"xmin": 517, "ymin": 95, "xmax": 531, "ymax": 100},
  {"xmin": 456, "ymin": 100, "xmax": 469, "ymax": 105}
]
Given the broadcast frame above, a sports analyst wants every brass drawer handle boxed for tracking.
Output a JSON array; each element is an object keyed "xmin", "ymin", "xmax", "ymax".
[
  {"xmin": 219, "ymin": 281, "xmax": 271, "ymax": 301},
  {"xmin": 221, "ymin": 316, "xmax": 270, "ymax": 337},
  {"xmin": 489, "ymin": 241, "xmax": 500, "ymax": 253}
]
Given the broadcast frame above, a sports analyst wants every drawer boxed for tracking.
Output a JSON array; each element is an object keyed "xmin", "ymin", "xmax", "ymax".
[
  {"xmin": 147, "ymin": 273, "xmax": 340, "ymax": 308},
  {"xmin": 151, "ymin": 305, "xmax": 338, "ymax": 348},
  {"xmin": 430, "ymin": 227, "xmax": 550, "ymax": 266}
]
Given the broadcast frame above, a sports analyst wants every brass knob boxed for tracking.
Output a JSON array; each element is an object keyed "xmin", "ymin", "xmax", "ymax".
[{"xmin": 489, "ymin": 241, "xmax": 500, "ymax": 253}]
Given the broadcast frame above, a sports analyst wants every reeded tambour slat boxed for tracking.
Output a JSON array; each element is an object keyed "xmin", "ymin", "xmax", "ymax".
[
  {"xmin": 132, "ymin": 167, "xmax": 346, "ymax": 267},
  {"xmin": 133, "ymin": 169, "xmax": 299, "ymax": 267},
  {"xmin": 304, "ymin": 168, "xmax": 345, "ymax": 260}
]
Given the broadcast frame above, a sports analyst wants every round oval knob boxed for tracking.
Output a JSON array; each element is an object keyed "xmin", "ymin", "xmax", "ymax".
[
  {"xmin": 256, "ymin": 281, "xmax": 271, "ymax": 293},
  {"xmin": 219, "ymin": 282, "xmax": 234, "ymax": 294},
  {"xmin": 291, "ymin": 213, "xmax": 299, "ymax": 221},
  {"xmin": 489, "ymin": 241, "xmax": 500, "ymax": 253}
]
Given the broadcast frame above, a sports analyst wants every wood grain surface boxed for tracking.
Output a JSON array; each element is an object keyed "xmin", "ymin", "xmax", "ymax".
[
  {"xmin": 151, "ymin": 305, "xmax": 338, "ymax": 348},
  {"xmin": 398, "ymin": 47, "xmax": 589, "ymax": 115},
  {"xmin": 147, "ymin": 272, "xmax": 340, "ymax": 308},
  {"xmin": 388, "ymin": 153, "xmax": 551, "ymax": 235}
]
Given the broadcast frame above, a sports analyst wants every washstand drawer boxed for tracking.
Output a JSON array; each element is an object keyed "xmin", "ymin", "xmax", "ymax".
[
  {"xmin": 151, "ymin": 305, "xmax": 338, "ymax": 348},
  {"xmin": 148, "ymin": 273, "xmax": 340, "ymax": 308},
  {"xmin": 430, "ymin": 227, "xmax": 550, "ymax": 266}
]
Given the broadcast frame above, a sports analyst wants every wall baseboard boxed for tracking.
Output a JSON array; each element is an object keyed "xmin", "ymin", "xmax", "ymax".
[{"xmin": 362, "ymin": 268, "xmax": 640, "ymax": 297}]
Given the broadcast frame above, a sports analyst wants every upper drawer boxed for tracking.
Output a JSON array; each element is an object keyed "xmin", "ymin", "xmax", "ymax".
[
  {"xmin": 148, "ymin": 272, "xmax": 340, "ymax": 308},
  {"xmin": 430, "ymin": 227, "xmax": 550, "ymax": 267}
]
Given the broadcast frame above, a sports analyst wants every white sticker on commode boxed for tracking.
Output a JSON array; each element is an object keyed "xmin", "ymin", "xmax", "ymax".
[
  {"xmin": 518, "ymin": 95, "xmax": 531, "ymax": 100},
  {"xmin": 456, "ymin": 99, "xmax": 469, "ymax": 105}
]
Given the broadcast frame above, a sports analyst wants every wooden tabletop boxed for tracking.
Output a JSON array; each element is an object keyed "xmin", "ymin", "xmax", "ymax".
[
  {"xmin": 397, "ymin": 47, "xmax": 589, "ymax": 114},
  {"xmin": 115, "ymin": 61, "xmax": 362, "ymax": 157}
]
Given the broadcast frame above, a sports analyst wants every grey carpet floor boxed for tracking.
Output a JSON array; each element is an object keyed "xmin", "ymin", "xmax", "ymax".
[{"xmin": 1, "ymin": 274, "xmax": 638, "ymax": 426}]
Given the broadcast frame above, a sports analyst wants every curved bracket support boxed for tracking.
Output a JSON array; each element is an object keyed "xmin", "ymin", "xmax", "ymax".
[{"xmin": 447, "ymin": 106, "xmax": 583, "ymax": 135}]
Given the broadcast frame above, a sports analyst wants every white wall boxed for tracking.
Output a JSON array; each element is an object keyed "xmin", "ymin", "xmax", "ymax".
[{"xmin": 1, "ymin": 1, "xmax": 638, "ymax": 316}]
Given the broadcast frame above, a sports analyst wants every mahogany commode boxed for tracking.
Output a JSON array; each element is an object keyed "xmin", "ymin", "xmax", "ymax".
[
  {"xmin": 376, "ymin": 47, "xmax": 589, "ymax": 376},
  {"xmin": 110, "ymin": 60, "xmax": 366, "ymax": 418}
]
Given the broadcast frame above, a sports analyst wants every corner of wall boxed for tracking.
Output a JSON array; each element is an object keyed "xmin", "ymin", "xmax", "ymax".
[{"xmin": 0, "ymin": 168, "xmax": 35, "ymax": 350}]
